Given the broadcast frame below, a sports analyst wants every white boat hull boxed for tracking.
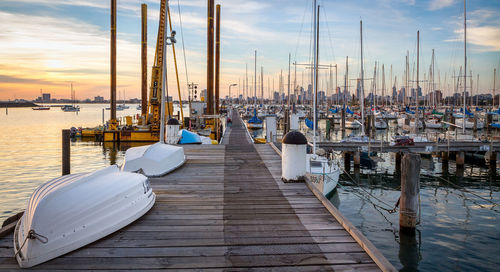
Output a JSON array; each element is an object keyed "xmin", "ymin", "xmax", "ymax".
[
  {"xmin": 122, "ymin": 142, "xmax": 186, "ymax": 177},
  {"xmin": 306, "ymin": 154, "xmax": 340, "ymax": 196},
  {"xmin": 247, "ymin": 123, "xmax": 263, "ymax": 129},
  {"xmin": 14, "ymin": 166, "xmax": 155, "ymax": 268}
]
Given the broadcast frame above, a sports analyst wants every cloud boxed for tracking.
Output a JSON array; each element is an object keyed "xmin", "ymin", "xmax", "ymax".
[
  {"xmin": 0, "ymin": 75, "xmax": 64, "ymax": 85},
  {"xmin": 429, "ymin": 0, "xmax": 455, "ymax": 11}
]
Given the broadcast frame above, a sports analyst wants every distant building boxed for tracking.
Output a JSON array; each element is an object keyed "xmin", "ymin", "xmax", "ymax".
[
  {"xmin": 94, "ymin": 96, "xmax": 104, "ymax": 102},
  {"xmin": 42, "ymin": 93, "xmax": 51, "ymax": 102}
]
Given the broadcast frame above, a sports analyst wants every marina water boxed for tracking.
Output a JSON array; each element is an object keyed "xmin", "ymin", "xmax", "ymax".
[{"xmin": 1, "ymin": 105, "xmax": 499, "ymax": 271}]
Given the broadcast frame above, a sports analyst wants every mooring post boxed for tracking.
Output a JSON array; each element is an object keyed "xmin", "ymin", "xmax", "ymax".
[
  {"xmin": 456, "ymin": 151, "xmax": 465, "ymax": 168},
  {"xmin": 400, "ymin": 153, "xmax": 421, "ymax": 234},
  {"xmin": 62, "ymin": 129, "xmax": 70, "ymax": 175},
  {"xmin": 450, "ymin": 115, "xmax": 455, "ymax": 131},
  {"xmin": 490, "ymin": 152, "xmax": 497, "ymax": 172},
  {"xmin": 5, "ymin": 107, "xmax": 7, "ymax": 115},
  {"xmin": 344, "ymin": 152, "xmax": 351, "ymax": 173},
  {"xmin": 487, "ymin": 114, "xmax": 492, "ymax": 133},
  {"xmin": 341, "ymin": 107, "xmax": 345, "ymax": 131},
  {"xmin": 395, "ymin": 152, "xmax": 402, "ymax": 170},
  {"xmin": 473, "ymin": 117, "xmax": 477, "ymax": 132},
  {"xmin": 441, "ymin": 151, "xmax": 449, "ymax": 172},
  {"xmin": 354, "ymin": 151, "xmax": 361, "ymax": 168}
]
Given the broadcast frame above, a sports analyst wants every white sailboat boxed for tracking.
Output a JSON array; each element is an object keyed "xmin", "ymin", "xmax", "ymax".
[{"xmin": 307, "ymin": 1, "xmax": 340, "ymax": 196}]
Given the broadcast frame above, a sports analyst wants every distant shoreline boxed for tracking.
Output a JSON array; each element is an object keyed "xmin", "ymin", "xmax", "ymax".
[{"xmin": 0, "ymin": 101, "xmax": 38, "ymax": 108}]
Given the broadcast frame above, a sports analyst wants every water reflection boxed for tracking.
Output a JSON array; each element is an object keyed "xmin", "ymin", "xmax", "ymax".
[{"xmin": 399, "ymin": 230, "xmax": 421, "ymax": 272}]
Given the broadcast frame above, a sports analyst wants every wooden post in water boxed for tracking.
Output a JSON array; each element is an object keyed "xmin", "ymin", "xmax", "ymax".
[
  {"xmin": 344, "ymin": 152, "xmax": 351, "ymax": 173},
  {"xmin": 341, "ymin": 107, "xmax": 345, "ymax": 131},
  {"xmin": 206, "ymin": 0, "xmax": 214, "ymax": 115},
  {"xmin": 456, "ymin": 151, "xmax": 465, "ymax": 168},
  {"xmin": 214, "ymin": 4, "xmax": 221, "ymax": 114},
  {"xmin": 450, "ymin": 115, "xmax": 455, "ymax": 131},
  {"xmin": 395, "ymin": 152, "xmax": 402, "ymax": 171},
  {"xmin": 5, "ymin": 107, "xmax": 7, "ymax": 115},
  {"xmin": 489, "ymin": 152, "xmax": 497, "ymax": 172},
  {"xmin": 441, "ymin": 151, "xmax": 449, "ymax": 172},
  {"xmin": 62, "ymin": 129, "xmax": 70, "ymax": 175},
  {"xmin": 400, "ymin": 153, "xmax": 420, "ymax": 234},
  {"xmin": 487, "ymin": 114, "xmax": 492, "ymax": 133},
  {"xmin": 141, "ymin": 3, "xmax": 148, "ymax": 117},
  {"xmin": 354, "ymin": 151, "xmax": 361, "ymax": 169}
]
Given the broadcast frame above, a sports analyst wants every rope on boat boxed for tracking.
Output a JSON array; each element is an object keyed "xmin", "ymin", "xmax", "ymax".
[{"xmin": 15, "ymin": 229, "xmax": 48, "ymax": 257}]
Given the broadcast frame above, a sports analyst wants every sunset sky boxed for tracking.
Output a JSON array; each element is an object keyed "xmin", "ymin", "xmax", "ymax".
[{"xmin": 0, "ymin": 0, "xmax": 499, "ymax": 101}]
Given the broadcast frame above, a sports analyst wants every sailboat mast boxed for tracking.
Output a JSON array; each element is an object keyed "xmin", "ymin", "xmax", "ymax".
[
  {"xmin": 360, "ymin": 20, "xmax": 365, "ymax": 136},
  {"xmin": 382, "ymin": 64, "xmax": 385, "ymax": 107},
  {"xmin": 416, "ymin": 30, "xmax": 420, "ymax": 134},
  {"xmin": 345, "ymin": 56, "xmax": 348, "ymax": 105},
  {"xmin": 494, "ymin": 68, "xmax": 497, "ymax": 108},
  {"xmin": 463, "ymin": 0, "xmax": 467, "ymax": 134},
  {"xmin": 254, "ymin": 50, "xmax": 257, "ymax": 105},
  {"xmin": 312, "ymin": 0, "xmax": 318, "ymax": 155}
]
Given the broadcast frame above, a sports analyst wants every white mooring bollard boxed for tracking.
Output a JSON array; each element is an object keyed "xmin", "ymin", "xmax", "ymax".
[
  {"xmin": 265, "ymin": 116, "xmax": 277, "ymax": 143},
  {"xmin": 281, "ymin": 131, "xmax": 307, "ymax": 182},
  {"xmin": 166, "ymin": 118, "xmax": 181, "ymax": 144},
  {"xmin": 290, "ymin": 113, "xmax": 300, "ymax": 130}
]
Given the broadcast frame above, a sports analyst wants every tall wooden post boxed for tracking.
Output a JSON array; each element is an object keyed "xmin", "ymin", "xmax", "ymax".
[
  {"xmin": 400, "ymin": 153, "xmax": 421, "ymax": 234},
  {"xmin": 206, "ymin": 0, "xmax": 214, "ymax": 115},
  {"xmin": 456, "ymin": 151, "xmax": 465, "ymax": 168},
  {"xmin": 109, "ymin": 0, "xmax": 117, "ymax": 129},
  {"xmin": 354, "ymin": 151, "xmax": 361, "ymax": 168},
  {"xmin": 214, "ymin": 4, "xmax": 221, "ymax": 114},
  {"xmin": 344, "ymin": 152, "xmax": 351, "ymax": 173},
  {"xmin": 141, "ymin": 4, "xmax": 148, "ymax": 116},
  {"xmin": 62, "ymin": 129, "xmax": 70, "ymax": 175}
]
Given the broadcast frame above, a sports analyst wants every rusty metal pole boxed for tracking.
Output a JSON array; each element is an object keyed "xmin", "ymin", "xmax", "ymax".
[
  {"xmin": 141, "ymin": 3, "xmax": 148, "ymax": 117},
  {"xmin": 110, "ymin": 0, "xmax": 117, "ymax": 129},
  {"xmin": 207, "ymin": 0, "xmax": 214, "ymax": 115},
  {"xmin": 215, "ymin": 4, "xmax": 221, "ymax": 114},
  {"xmin": 62, "ymin": 129, "xmax": 70, "ymax": 175}
]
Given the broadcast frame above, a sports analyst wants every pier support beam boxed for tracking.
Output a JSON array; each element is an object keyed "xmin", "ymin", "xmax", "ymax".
[
  {"xmin": 354, "ymin": 151, "xmax": 361, "ymax": 169},
  {"xmin": 400, "ymin": 153, "xmax": 421, "ymax": 234},
  {"xmin": 489, "ymin": 152, "xmax": 497, "ymax": 172},
  {"xmin": 341, "ymin": 107, "xmax": 345, "ymax": 131},
  {"xmin": 441, "ymin": 151, "xmax": 449, "ymax": 173},
  {"xmin": 62, "ymin": 129, "xmax": 70, "ymax": 175},
  {"xmin": 343, "ymin": 152, "xmax": 351, "ymax": 173},
  {"xmin": 456, "ymin": 151, "xmax": 465, "ymax": 168},
  {"xmin": 395, "ymin": 152, "xmax": 402, "ymax": 171}
]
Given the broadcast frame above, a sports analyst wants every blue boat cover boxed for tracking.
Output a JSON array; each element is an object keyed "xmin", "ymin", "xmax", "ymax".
[
  {"xmin": 460, "ymin": 107, "xmax": 474, "ymax": 116},
  {"xmin": 405, "ymin": 106, "xmax": 415, "ymax": 115},
  {"xmin": 305, "ymin": 118, "xmax": 314, "ymax": 129},
  {"xmin": 329, "ymin": 108, "xmax": 338, "ymax": 114},
  {"xmin": 346, "ymin": 107, "xmax": 355, "ymax": 114},
  {"xmin": 248, "ymin": 109, "xmax": 263, "ymax": 124},
  {"xmin": 475, "ymin": 107, "xmax": 483, "ymax": 112},
  {"xmin": 179, "ymin": 129, "xmax": 202, "ymax": 144},
  {"xmin": 492, "ymin": 123, "xmax": 500, "ymax": 129}
]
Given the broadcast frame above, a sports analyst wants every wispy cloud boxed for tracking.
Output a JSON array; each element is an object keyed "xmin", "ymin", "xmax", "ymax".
[{"xmin": 429, "ymin": 0, "xmax": 455, "ymax": 11}]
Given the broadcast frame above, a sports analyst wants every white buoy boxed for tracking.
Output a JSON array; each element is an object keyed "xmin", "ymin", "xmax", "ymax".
[
  {"xmin": 281, "ymin": 131, "xmax": 307, "ymax": 182},
  {"xmin": 166, "ymin": 118, "xmax": 180, "ymax": 144},
  {"xmin": 265, "ymin": 115, "xmax": 277, "ymax": 143},
  {"xmin": 290, "ymin": 113, "xmax": 299, "ymax": 130}
]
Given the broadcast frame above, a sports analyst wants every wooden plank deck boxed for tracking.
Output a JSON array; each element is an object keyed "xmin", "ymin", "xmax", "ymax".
[{"xmin": 0, "ymin": 112, "xmax": 393, "ymax": 271}]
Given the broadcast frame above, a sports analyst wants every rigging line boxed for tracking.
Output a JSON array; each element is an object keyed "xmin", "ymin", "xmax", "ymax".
[
  {"xmin": 293, "ymin": 0, "xmax": 310, "ymax": 62},
  {"xmin": 319, "ymin": 1, "xmax": 336, "ymax": 62},
  {"xmin": 177, "ymin": 0, "xmax": 189, "ymax": 89},
  {"xmin": 434, "ymin": 174, "xmax": 500, "ymax": 207},
  {"xmin": 339, "ymin": 166, "xmax": 397, "ymax": 210}
]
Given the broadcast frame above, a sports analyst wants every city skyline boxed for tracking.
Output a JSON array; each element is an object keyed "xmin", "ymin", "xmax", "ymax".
[{"xmin": 0, "ymin": 0, "xmax": 499, "ymax": 101}]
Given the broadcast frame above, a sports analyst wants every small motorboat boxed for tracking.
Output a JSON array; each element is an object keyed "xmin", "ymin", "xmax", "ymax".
[
  {"xmin": 425, "ymin": 117, "xmax": 442, "ymax": 129},
  {"xmin": 122, "ymin": 142, "xmax": 186, "ymax": 176},
  {"xmin": 14, "ymin": 165, "xmax": 155, "ymax": 268},
  {"xmin": 61, "ymin": 105, "xmax": 80, "ymax": 112},
  {"xmin": 32, "ymin": 106, "xmax": 50, "ymax": 110}
]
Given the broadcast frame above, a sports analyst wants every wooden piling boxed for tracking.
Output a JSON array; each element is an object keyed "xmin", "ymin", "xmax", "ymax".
[
  {"xmin": 473, "ymin": 117, "xmax": 477, "ymax": 132},
  {"xmin": 214, "ymin": 4, "xmax": 221, "ymax": 114},
  {"xmin": 206, "ymin": 0, "xmax": 214, "ymax": 115},
  {"xmin": 141, "ymin": 3, "xmax": 148, "ymax": 116},
  {"xmin": 62, "ymin": 129, "xmax": 70, "ymax": 175},
  {"xmin": 354, "ymin": 151, "xmax": 361, "ymax": 168},
  {"xmin": 344, "ymin": 152, "xmax": 351, "ymax": 173},
  {"xmin": 456, "ymin": 151, "xmax": 465, "ymax": 168},
  {"xmin": 490, "ymin": 152, "xmax": 497, "ymax": 172},
  {"xmin": 487, "ymin": 114, "xmax": 492, "ymax": 133},
  {"xmin": 400, "ymin": 153, "xmax": 421, "ymax": 234},
  {"xmin": 450, "ymin": 115, "xmax": 455, "ymax": 131},
  {"xmin": 395, "ymin": 152, "xmax": 402, "ymax": 170},
  {"xmin": 341, "ymin": 107, "xmax": 346, "ymax": 131}
]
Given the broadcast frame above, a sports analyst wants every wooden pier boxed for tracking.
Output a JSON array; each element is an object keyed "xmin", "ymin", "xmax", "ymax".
[{"xmin": 0, "ymin": 113, "xmax": 394, "ymax": 271}]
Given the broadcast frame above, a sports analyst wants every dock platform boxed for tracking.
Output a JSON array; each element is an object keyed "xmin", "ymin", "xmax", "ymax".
[{"xmin": 0, "ymin": 112, "xmax": 394, "ymax": 271}]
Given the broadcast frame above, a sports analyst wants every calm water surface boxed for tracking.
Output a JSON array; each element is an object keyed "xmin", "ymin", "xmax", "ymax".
[{"xmin": 1, "ymin": 107, "xmax": 499, "ymax": 271}]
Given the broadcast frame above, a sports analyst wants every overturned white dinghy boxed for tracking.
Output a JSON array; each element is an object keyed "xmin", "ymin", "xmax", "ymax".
[
  {"xmin": 14, "ymin": 165, "xmax": 155, "ymax": 268},
  {"xmin": 122, "ymin": 142, "xmax": 185, "ymax": 177}
]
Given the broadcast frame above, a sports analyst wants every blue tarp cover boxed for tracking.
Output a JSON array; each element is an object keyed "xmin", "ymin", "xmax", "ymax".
[
  {"xmin": 346, "ymin": 107, "xmax": 355, "ymax": 114},
  {"xmin": 305, "ymin": 118, "xmax": 314, "ymax": 129},
  {"xmin": 179, "ymin": 129, "xmax": 202, "ymax": 144},
  {"xmin": 248, "ymin": 108, "xmax": 263, "ymax": 124}
]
